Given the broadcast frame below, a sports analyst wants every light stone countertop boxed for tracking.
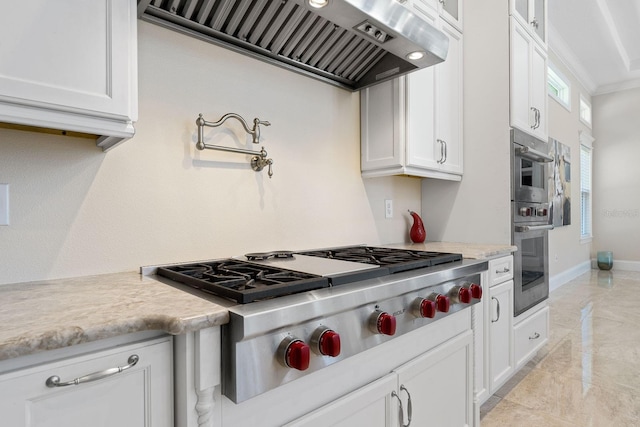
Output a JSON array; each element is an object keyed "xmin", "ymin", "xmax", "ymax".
[
  {"xmin": 0, "ymin": 272, "xmax": 229, "ymax": 361},
  {"xmin": 386, "ymin": 241, "xmax": 517, "ymax": 259},
  {"xmin": 0, "ymin": 242, "xmax": 515, "ymax": 362}
]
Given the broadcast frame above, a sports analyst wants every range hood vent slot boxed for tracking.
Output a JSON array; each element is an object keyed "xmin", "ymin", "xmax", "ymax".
[{"xmin": 138, "ymin": 0, "xmax": 449, "ymax": 91}]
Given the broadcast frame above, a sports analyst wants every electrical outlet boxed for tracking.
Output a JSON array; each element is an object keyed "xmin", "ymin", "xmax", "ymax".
[
  {"xmin": 0, "ymin": 184, "xmax": 8, "ymax": 226},
  {"xmin": 385, "ymin": 199, "xmax": 393, "ymax": 219}
]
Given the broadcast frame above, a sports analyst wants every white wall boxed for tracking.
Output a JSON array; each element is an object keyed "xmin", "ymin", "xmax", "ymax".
[
  {"xmin": 0, "ymin": 21, "xmax": 421, "ymax": 286},
  {"xmin": 421, "ymin": 0, "xmax": 512, "ymax": 245},
  {"xmin": 592, "ymin": 87, "xmax": 640, "ymax": 268},
  {"xmin": 545, "ymin": 49, "xmax": 593, "ymax": 280}
]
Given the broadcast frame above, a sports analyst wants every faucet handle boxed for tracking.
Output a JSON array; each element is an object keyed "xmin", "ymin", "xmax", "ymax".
[
  {"xmin": 267, "ymin": 158, "xmax": 273, "ymax": 178},
  {"xmin": 254, "ymin": 118, "xmax": 271, "ymax": 127}
]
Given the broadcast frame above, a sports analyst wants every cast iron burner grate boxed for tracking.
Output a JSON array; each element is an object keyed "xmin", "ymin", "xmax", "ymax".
[
  {"xmin": 157, "ymin": 260, "xmax": 329, "ymax": 304},
  {"xmin": 297, "ymin": 247, "xmax": 463, "ymax": 273}
]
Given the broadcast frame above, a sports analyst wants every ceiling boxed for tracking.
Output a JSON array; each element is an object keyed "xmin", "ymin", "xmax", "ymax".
[{"xmin": 548, "ymin": 0, "xmax": 640, "ymax": 95}]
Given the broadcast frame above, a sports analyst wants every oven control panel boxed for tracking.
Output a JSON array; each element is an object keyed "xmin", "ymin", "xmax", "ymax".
[{"xmin": 513, "ymin": 201, "xmax": 550, "ymax": 224}]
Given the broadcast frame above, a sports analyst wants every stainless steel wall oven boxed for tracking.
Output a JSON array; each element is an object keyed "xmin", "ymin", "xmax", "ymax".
[{"xmin": 511, "ymin": 129, "xmax": 553, "ymax": 316}]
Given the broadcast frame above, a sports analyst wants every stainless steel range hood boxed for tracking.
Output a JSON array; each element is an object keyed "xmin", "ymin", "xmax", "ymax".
[{"xmin": 137, "ymin": 0, "xmax": 449, "ymax": 91}]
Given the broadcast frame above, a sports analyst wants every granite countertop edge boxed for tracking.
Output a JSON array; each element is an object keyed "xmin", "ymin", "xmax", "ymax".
[{"xmin": 0, "ymin": 271, "xmax": 230, "ymax": 362}]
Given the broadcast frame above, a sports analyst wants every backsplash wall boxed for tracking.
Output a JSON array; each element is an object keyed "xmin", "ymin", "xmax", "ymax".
[{"xmin": 0, "ymin": 22, "xmax": 420, "ymax": 286}]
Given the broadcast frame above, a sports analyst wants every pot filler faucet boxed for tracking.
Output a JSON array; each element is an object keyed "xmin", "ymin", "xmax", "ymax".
[{"xmin": 195, "ymin": 113, "xmax": 273, "ymax": 178}]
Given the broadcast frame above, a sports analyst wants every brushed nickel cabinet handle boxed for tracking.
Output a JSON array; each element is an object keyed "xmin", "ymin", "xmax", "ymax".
[
  {"xmin": 491, "ymin": 297, "xmax": 501, "ymax": 323},
  {"xmin": 46, "ymin": 354, "xmax": 139, "ymax": 388}
]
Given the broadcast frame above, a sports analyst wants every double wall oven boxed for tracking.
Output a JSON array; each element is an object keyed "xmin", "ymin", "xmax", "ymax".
[{"xmin": 511, "ymin": 128, "xmax": 554, "ymax": 316}]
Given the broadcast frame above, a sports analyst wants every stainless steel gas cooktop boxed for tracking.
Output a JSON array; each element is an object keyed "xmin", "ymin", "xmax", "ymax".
[{"xmin": 156, "ymin": 246, "xmax": 462, "ymax": 303}]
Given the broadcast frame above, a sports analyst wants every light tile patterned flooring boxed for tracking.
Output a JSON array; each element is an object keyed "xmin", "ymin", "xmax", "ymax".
[{"xmin": 480, "ymin": 269, "xmax": 640, "ymax": 426}]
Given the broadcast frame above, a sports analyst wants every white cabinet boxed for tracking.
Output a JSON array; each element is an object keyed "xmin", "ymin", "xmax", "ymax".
[
  {"xmin": 514, "ymin": 302, "xmax": 549, "ymax": 369},
  {"xmin": 395, "ymin": 330, "xmax": 473, "ymax": 427},
  {"xmin": 361, "ymin": 18, "xmax": 463, "ymax": 181},
  {"xmin": 284, "ymin": 374, "xmax": 398, "ymax": 427},
  {"xmin": 0, "ymin": 0, "xmax": 138, "ymax": 151},
  {"xmin": 511, "ymin": 0, "xmax": 546, "ymax": 46},
  {"xmin": 488, "ymin": 279, "xmax": 515, "ymax": 392},
  {"xmin": 475, "ymin": 255, "xmax": 514, "ymax": 418},
  {"xmin": 410, "ymin": 0, "xmax": 463, "ymax": 32},
  {"xmin": 288, "ymin": 330, "xmax": 473, "ymax": 427},
  {"xmin": 0, "ymin": 336, "xmax": 173, "ymax": 427},
  {"xmin": 510, "ymin": 17, "xmax": 548, "ymax": 141}
]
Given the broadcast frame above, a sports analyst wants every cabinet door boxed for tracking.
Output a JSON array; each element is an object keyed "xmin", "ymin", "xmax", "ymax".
[
  {"xmin": 0, "ymin": 0, "xmax": 135, "ymax": 118},
  {"xmin": 510, "ymin": 18, "xmax": 533, "ymax": 134},
  {"xmin": 439, "ymin": 0, "xmax": 463, "ymax": 32},
  {"xmin": 530, "ymin": 42, "xmax": 548, "ymax": 140},
  {"xmin": 361, "ymin": 79, "xmax": 405, "ymax": 172},
  {"xmin": 395, "ymin": 331, "xmax": 473, "ymax": 427},
  {"xmin": 511, "ymin": 0, "xmax": 546, "ymax": 46},
  {"xmin": 284, "ymin": 374, "xmax": 398, "ymax": 427},
  {"xmin": 0, "ymin": 337, "xmax": 172, "ymax": 427},
  {"xmin": 0, "ymin": 0, "xmax": 137, "ymax": 150},
  {"xmin": 406, "ymin": 67, "xmax": 438, "ymax": 170},
  {"xmin": 489, "ymin": 280, "xmax": 515, "ymax": 392},
  {"xmin": 435, "ymin": 21, "xmax": 463, "ymax": 175}
]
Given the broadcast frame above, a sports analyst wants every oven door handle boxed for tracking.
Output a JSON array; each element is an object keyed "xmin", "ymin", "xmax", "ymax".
[
  {"xmin": 516, "ymin": 146, "xmax": 554, "ymax": 162},
  {"xmin": 515, "ymin": 224, "xmax": 554, "ymax": 232}
]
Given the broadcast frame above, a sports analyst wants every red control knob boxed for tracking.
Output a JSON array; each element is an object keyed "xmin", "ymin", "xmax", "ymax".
[
  {"xmin": 470, "ymin": 283, "xmax": 483, "ymax": 299},
  {"xmin": 413, "ymin": 298, "xmax": 436, "ymax": 318},
  {"xmin": 458, "ymin": 287, "xmax": 471, "ymax": 304},
  {"xmin": 449, "ymin": 286, "xmax": 471, "ymax": 304},
  {"xmin": 312, "ymin": 328, "xmax": 341, "ymax": 357},
  {"xmin": 278, "ymin": 337, "xmax": 310, "ymax": 371},
  {"xmin": 434, "ymin": 294, "xmax": 450, "ymax": 313},
  {"xmin": 370, "ymin": 310, "xmax": 396, "ymax": 335}
]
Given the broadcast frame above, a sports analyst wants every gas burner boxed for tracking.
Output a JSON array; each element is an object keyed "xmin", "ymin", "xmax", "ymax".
[
  {"xmin": 297, "ymin": 246, "xmax": 462, "ymax": 273},
  {"xmin": 157, "ymin": 260, "xmax": 328, "ymax": 304}
]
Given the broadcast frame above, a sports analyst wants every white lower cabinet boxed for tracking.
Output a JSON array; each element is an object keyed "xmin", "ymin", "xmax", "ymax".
[
  {"xmin": 288, "ymin": 330, "xmax": 473, "ymax": 427},
  {"xmin": 514, "ymin": 302, "xmax": 549, "ymax": 369},
  {"xmin": 474, "ymin": 255, "xmax": 514, "ymax": 421},
  {"xmin": 0, "ymin": 335, "xmax": 173, "ymax": 427},
  {"xmin": 488, "ymin": 280, "xmax": 515, "ymax": 391}
]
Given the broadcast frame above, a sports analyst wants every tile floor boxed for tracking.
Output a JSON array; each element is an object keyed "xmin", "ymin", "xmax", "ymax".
[{"xmin": 480, "ymin": 269, "xmax": 640, "ymax": 426}]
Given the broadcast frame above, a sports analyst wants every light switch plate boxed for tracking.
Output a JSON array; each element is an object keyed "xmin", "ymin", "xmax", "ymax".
[{"xmin": 0, "ymin": 184, "xmax": 9, "ymax": 226}]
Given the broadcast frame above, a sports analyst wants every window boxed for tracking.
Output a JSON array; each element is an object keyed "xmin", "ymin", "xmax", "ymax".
[
  {"xmin": 580, "ymin": 95, "xmax": 592, "ymax": 128},
  {"xmin": 548, "ymin": 63, "xmax": 571, "ymax": 111},
  {"xmin": 580, "ymin": 132, "xmax": 594, "ymax": 240}
]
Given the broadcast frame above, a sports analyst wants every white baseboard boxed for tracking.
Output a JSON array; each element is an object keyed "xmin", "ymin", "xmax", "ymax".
[
  {"xmin": 590, "ymin": 259, "xmax": 640, "ymax": 272},
  {"xmin": 549, "ymin": 261, "xmax": 592, "ymax": 292}
]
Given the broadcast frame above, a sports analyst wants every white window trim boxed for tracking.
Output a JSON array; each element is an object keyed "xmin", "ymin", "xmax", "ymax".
[
  {"xmin": 579, "ymin": 131, "xmax": 594, "ymax": 242},
  {"xmin": 579, "ymin": 94, "xmax": 592, "ymax": 129},
  {"xmin": 547, "ymin": 62, "xmax": 571, "ymax": 112}
]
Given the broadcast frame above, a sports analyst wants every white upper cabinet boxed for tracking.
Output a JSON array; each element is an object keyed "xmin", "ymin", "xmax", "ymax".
[
  {"xmin": 511, "ymin": 0, "xmax": 547, "ymax": 46},
  {"xmin": 361, "ymin": 16, "xmax": 463, "ymax": 181},
  {"xmin": 510, "ymin": 17, "xmax": 548, "ymax": 141},
  {"xmin": 0, "ymin": 0, "xmax": 138, "ymax": 151},
  {"xmin": 411, "ymin": 0, "xmax": 463, "ymax": 32}
]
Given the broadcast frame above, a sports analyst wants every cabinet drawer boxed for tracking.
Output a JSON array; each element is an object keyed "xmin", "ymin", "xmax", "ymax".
[
  {"xmin": 0, "ymin": 336, "xmax": 173, "ymax": 427},
  {"xmin": 514, "ymin": 305, "xmax": 548, "ymax": 369},
  {"xmin": 488, "ymin": 256, "xmax": 514, "ymax": 287}
]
